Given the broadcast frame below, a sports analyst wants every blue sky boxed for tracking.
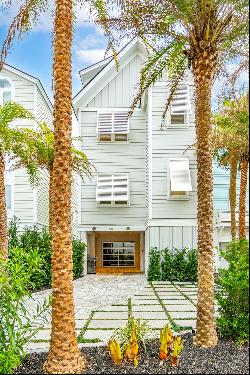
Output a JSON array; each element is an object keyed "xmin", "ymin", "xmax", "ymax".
[
  {"xmin": 0, "ymin": 2, "xmax": 108, "ymax": 101},
  {"xmin": 0, "ymin": 3, "xmax": 248, "ymax": 106}
]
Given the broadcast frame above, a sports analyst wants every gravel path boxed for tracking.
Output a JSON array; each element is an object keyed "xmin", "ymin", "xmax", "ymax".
[{"xmin": 16, "ymin": 334, "xmax": 249, "ymax": 374}]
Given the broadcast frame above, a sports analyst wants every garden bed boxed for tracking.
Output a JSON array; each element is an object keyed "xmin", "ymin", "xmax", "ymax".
[{"xmin": 15, "ymin": 334, "xmax": 249, "ymax": 374}]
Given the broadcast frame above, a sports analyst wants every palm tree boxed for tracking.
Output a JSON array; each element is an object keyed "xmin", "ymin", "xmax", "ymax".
[
  {"xmin": 213, "ymin": 94, "xmax": 249, "ymax": 240},
  {"xmin": 1, "ymin": 0, "xmax": 108, "ymax": 371},
  {"xmin": 212, "ymin": 129, "xmax": 240, "ymax": 241},
  {"xmin": 11, "ymin": 122, "xmax": 92, "ymax": 234},
  {"xmin": 93, "ymin": 0, "xmax": 249, "ymax": 347},
  {"xmin": 0, "ymin": 101, "xmax": 33, "ymax": 260},
  {"xmin": 239, "ymin": 157, "xmax": 249, "ymax": 239}
]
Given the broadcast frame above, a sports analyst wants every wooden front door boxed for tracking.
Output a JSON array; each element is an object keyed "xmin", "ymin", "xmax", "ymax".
[{"xmin": 95, "ymin": 231, "xmax": 141, "ymax": 273}]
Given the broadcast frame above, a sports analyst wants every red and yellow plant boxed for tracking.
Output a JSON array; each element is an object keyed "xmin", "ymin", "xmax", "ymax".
[
  {"xmin": 159, "ymin": 324, "xmax": 183, "ymax": 367},
  {"xmin": 108, "ymin": 337, "xmax": 123, "ymax": 366}
]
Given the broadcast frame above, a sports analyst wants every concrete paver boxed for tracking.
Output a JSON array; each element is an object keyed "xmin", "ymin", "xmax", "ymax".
[{"xmin": 26, "ymin": 277, "xmax": 204, "ymax": 352}]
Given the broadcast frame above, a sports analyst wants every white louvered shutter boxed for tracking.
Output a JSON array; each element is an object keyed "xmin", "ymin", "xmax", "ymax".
[
  {"xmin": 97, "ymin": 112, "xmax": 129, "ymax": 134},
  {"xmin": 113, "ymin": 112, "xmax": 129, "ymax": 133},
  {"xmin": 169, "ymin": 159, "xmax": 192, "ymax": 192},
  {"xmin": 96, "ymin": 174, "xmax": 129, "ymax": 203},
  {"xmin": 97, "ymin": 113, "xmax": 113, "ymax": 133},
  {"xmin": 171, "ymin": 85, "xmax": 191, "ymax": 115}
]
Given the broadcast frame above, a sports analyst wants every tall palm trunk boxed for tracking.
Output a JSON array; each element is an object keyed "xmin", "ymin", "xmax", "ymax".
[
  {"xmin": 48, "ymin": 166, "xmax": 54, "ymax": 236},
  {"xmin": 238, "ymin": 157, "xmax": 248, "ymax": 239},
  {"xmin": 229, "ymin": 157, "xmax": 238, "ymax": 240},
  {"xmin": 43, "ymin": 0, "xmax": 84, "ymax": 373},
  {"xmin": 0, "ymin": 149, "xmax": 8, "ymax": 260},
  {"xmin": 192, "ymin": 50, "xmax": 218, "ymax": 348}
]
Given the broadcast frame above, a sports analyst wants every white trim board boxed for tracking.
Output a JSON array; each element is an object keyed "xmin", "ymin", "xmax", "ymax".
[
  {"xmin": 78, "ymin": 226, "xmax": 146, "ymax": 232},
  {"xmin": 147, "ymin": 219, "xmax": 197, "ymax": 227}
]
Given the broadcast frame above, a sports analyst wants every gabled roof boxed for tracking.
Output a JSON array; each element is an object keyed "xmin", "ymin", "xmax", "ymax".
[
  {"xmin": 1, "ymin": 62, "xmax": 53, "ymax": 113},
  {"xmin": 79, "ymin": 56, "xmax": 113, "ymax": 87},
  {"xmin": 73, "ymin": 38, "xmax": 147, "ymax": 110}
]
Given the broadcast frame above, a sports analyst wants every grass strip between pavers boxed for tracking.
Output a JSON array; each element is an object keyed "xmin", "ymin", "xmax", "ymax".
[
  {"xmin": 172, "ymin": 282, "xmax": 197, "ymax": 307},
  {"xmin": 31, "ymin": 339, "xmax": 50, "ymax": 343},
  {"xmin": 77, "ymin": 310, "xmax": 96, "ymax": 343},
  {"xmin": 150, "ymin": 282, "xmax": 193, "ymax": 333}
]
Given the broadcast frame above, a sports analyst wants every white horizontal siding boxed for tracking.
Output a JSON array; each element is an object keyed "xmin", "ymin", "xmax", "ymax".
[
  {"xmin": 14, "ymin": 169, "xmax": 34, "ymax": 223},
  {"xmin": 36, "ymin": 89, "xmax": 53, "ymax": 126},
  {"xmin": 37, "ymin": 169, "xmax": 49, "ymax": 227},
  {"xmin": 80, "ymin": 110, "xmax": 146, "ymax": 226},
  {"xmin": 151, "ymin": 84, "xmax": 197, "ymax": 220}
]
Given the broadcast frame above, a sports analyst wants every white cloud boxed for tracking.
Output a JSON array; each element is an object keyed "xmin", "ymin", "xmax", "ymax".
[
  {"xmin": 0, "ymin": 1, "xmax": 93, "ymax": 32},
  {"xmin": 76, "ymin": 48, "xmax": 106, "ymax": 65}
]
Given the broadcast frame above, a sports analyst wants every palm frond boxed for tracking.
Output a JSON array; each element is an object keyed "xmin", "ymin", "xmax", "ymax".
[
  {"xmin": 130, "ymin": 40, "xmax": 187, "ymax": 116},
  {"xmin": 0, "ymin": 0, "xmax": 48, "ymax": 65}
]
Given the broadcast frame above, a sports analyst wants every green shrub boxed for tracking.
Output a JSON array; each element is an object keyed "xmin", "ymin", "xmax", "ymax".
[
  {"xmin": 148, "ymin": 247, "xmax": 197, "ymax": 282},
  {"xmin": 161, "ymin": 248, "xmax": 174, "ymax": 281},
  {"xmin": 147, "ymin": 247, "xmax": 161, "ymax": 281},
  {"xmin": 185, "ymin": 248, "xmax": 198, "ymax": 282},
  {"xmin": 72, "ymin": 238, "xmax": 85, "ymax": 279},
  {"xmin": 171, "ymin": 248, "xmax": 188, "ymax": 281},
  {"xmin": 0, "ymin": 249, "xmax": 50, "ymax": 374},
  {"xmin": 216, "ymin": 239, "xmax": 249, "ymax": 345},
  {"xmin": 8, "ymin": 218, "xmax": 86, "ymax": 291}
]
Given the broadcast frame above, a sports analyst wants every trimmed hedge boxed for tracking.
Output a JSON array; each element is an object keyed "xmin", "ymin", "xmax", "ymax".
[
  {"xmin": 8, "ymin": 218, "xmax": 86, "ymax": 291},
  {"xmin": 148, "ymin": 247, "xmax": 198, "ymax": 282}
]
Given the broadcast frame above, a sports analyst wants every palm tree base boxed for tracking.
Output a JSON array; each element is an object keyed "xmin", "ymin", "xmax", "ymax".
[
  {"xmin": 193, "ymin": 334, "xmax": 218, "ymax": 348},
  {"xmin": 43, "ymin": 351, "xmax": 85, "ymax": 374}
]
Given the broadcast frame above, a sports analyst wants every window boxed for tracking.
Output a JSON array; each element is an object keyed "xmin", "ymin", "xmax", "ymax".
[
  {"xmin": 170, "ymin": 85, "xmax": 191, "ymax": 125},
  {"xmin": 169, "ymin": 158, "xmax": 192, "ymax": 199},
  {"xmin": 102, "ymin": 242, "xmax": 135, "ymax": 267},
  {"xmin": 0, "ymin": 78, "xmax": 13, "ymax": 105},
  {"xmin": 96, "ymin": 174, "xmax": 129, "ymax": 206},
  {"xmin": 5, "ymin": 185, "xmax": 12, "ymax": 210},
  {"xmin": 97, "ymin": 112, "xmax": 129, "ymax": 142}
]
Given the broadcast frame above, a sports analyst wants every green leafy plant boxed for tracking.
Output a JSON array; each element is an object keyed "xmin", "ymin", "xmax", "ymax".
[
  {"xmin": 7, "ymin": 218, "xmax": 86, "ymax": 291},
  {"xmin": 0, "ymin": 249, "xmax": 50, "ymax": 374},
  {"xmin": 171, "ymin": 248, "xmax": 187, "ymax": 282},
  {"xmin": 148, "ymin": 247, "xmax": 197, "ymax": 282},
  {"xmin": 161, "ymin": 248, "xmax": 174, "ymax": 282},
  {"xmin": 216, "ymin": 239, "xmax": 249, "ymax": 345},
  {"xmin": 147, "ymin": 247, "xmax": 161, "ymax": 281},
  {"xmin": 72, "ymin": 238, "xmax": 85, "ymax": 279}
]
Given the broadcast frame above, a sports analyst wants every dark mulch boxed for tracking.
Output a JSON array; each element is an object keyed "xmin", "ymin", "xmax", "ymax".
[{"xmin": 15, "ymin": 334, "xmax": 249, "ymax": 374}]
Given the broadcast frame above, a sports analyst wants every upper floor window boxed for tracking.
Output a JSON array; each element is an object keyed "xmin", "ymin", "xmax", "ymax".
[
  {"xmin": 0, "ymin": 78, "xmax": 13, "ymax": 105},
  {"xmin": 168, "ymin": 158, "xmax": 192, "ymax": 200},
  {"xmin": 170, "ymin": 85, "xmax": 191, "ymax": 126},
  {"xmin": 96, "ymin": 174, "xmax": 130, "ymax": 206},
  {"xmin": 97, "ymin": 111, "xmax": 129, "ymax": 142},
  {"xmin": 5, "ymin": 185, "xmax": 12, "ymax": 210}
]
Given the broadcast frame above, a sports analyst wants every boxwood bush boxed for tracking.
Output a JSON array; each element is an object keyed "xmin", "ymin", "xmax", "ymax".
[
  {"xmin": 148, "ymin": 247, "xmax": 197, "ymax": 282},
  {"xmin": 216, "ymin": 239, "xmax": 249, "ymax": 345},
  {"xmin": 8, "ymin": 218, "xmax": 86, "ymax": 291}
]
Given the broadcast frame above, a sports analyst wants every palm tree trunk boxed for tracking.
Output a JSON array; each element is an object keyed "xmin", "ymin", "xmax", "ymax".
[
  {"xmin": 48, "ymin": 167, "xmax": 54, "ymax": 236},
  {"xmin": 229, "ymin": 157, "xmax": 238, "ymax": 241},
  {"xmin": 43, "ymin": 0, "xmax": 84, "ymax": 373},
  {"xmin": 192, "ymin": 54, "xmax": 217, "ymax": 348},
  {"xmin": 238, "ymin": 157, "xmax": 248, "ymax": 239},
  {"xmin": 0, "ymin": 148, "xmax": 8, "ymax": 260}
]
